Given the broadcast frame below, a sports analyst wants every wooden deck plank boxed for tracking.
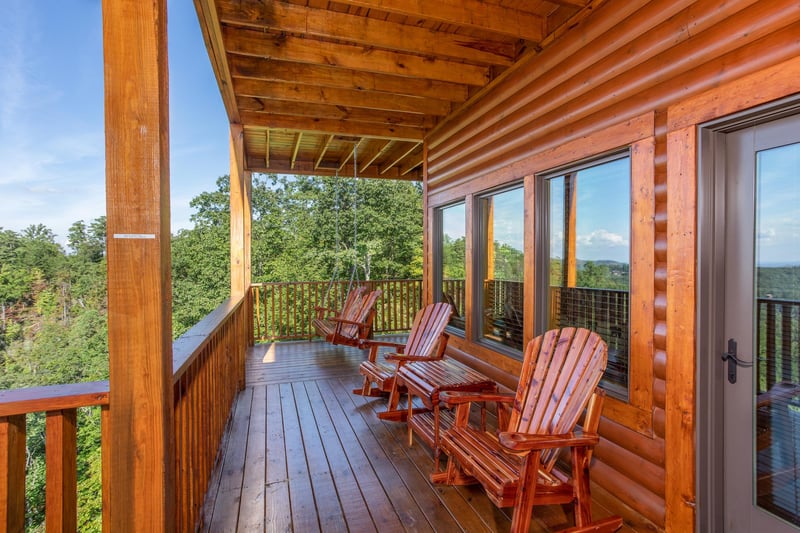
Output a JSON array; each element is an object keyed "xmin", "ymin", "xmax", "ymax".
[
  {"xmin": 314, "ymin": 379, "xmax": 415, "ymax": 533},
  {"xmin": 265, "ymin": 384, "xmax": 292, "ymax": 531},
  {"xmin": 238, "ymin": 385, "xmax": 266, "ymax": 531},
  {"xmin": 292, "ymin": 382, "xmax": 349, "ymax": 533},
  {"xmin": 333, "ymin": 376, "xmax": 464, "ymax": 531},
  {"xmin": 207, "ymin": 387, "xmax": 252, "ymax": 532},
  {"xmin": 202, "ymin": 340, "xmax": 639, "ymax": 532},
  {"xmin": 302, "ymin": 381, "xmax": 378, "ymax": 533},
  {"xmin": 280, "ymin": 382, "xmax": 322, "ymax": 533}
]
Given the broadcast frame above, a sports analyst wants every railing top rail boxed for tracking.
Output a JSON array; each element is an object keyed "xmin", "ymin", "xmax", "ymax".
[
  {"xmin": 250, "ymin": 279, "xmax": 422, "ymax": 287},
  {"xmin": 757, "ymin": 297, "xmax": 800, "ymax": 306},
  {"xmin": 0, "ymin": 380, "xmax": 109, "ymax": 417},
  {"xmin": 173, "ymin": 295, "xmax": 245, "ymax": 383}
]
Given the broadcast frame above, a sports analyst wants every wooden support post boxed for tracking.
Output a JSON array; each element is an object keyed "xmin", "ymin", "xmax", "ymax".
[
  {"xmin": 102, "ymin": 0, "xmax": 175, "ymax": 530},
  {"xmin": 565, "ymin": 172, "xmax": 578, "ymax": 288},
  {"xmin": 46, "ymin": 410, "xmax": 77, "ymax": 533},
  {"xmin": 0, "ymin": 415, "xmax": 26, "ymax": 532},
  {"xmin": 230, "ymin": 123, "xmax": 252, "ymax": 298}
]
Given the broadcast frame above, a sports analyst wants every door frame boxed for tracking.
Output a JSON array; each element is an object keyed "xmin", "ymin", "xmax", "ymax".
[{"xmin": 696, "ymin": 96, "xmax": 800, "ymax": 531}]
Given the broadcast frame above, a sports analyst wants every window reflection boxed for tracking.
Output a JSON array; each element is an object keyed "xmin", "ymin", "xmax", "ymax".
[
  {"xmin": 479, "ymin": 187, "xmax": 524, "ymax": 351},
  {"xmin": 542, "ymin": 155, "xmax": 631, "ymax": 400},
  {"xmin": 439, "ymin": 203, "xmax": 466, "ymax": 331}
]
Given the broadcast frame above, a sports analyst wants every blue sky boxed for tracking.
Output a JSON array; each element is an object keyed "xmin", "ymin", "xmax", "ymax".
[{"xmin": 0, "ymin": 0, "xmax": 230, "ymax": 245}]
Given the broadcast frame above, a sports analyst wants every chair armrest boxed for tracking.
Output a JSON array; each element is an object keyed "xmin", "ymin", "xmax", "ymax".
[
  {"xmin": 498, "ymin": 431, "xmax": 600, "ymax": 452},
  {"xmin": 384, "ymin": 354, "xmax": 444, "ymax": 363},
  {"xmin": 439, "ymin": 391, "xmax": 515, "ymax": 407},
  {"xmin": 330, "ymin": 317, "xmax": 368, "ymax": 327},
  {"xmin": 360, "ymin": 340, "xmax": 407, "ymax": 350}
]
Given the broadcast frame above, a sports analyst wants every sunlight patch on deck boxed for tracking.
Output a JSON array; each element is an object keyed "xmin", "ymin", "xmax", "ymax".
[{"xmin": 261, "ymin": 343, "xmax": 277, "ymax": 363}]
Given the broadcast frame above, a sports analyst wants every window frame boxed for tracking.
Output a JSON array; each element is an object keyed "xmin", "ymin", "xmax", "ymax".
[{"xmin": 535, "ymin": 149, "xmax": 633, "ymax": 401}]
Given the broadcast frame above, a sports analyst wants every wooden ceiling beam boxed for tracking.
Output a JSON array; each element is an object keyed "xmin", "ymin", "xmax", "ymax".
[
  {"xmin": 246, "ymin": 158, "xmax": 420, "ymax": 181},
  {"xmin": 240, "ymin": 111, "xmax": 425, "ymax": 141},
  {"xmin": 332, "ymin": 0, "xmax": 545, "ymax": 42},
  {"xmin": 237, "ymin": 96, "xmax": 439, "ymax": 129},
  {"xmin": 223, "ymin": 27, "xmax": 492, "ymax": 86},
  {"xmin": 290, "ymin": 132, "xmax": 303, "ymax": 169},
  {"xmin": 399, "ymin": 145, "xmax": 424, "ymax": 176},
  {"xmin": 359, "ymin": 139, "xmax": 394, "ymax": 173},
  {"xmin": 379, "ymin": 141, "xmax": 422, "ymax": 175},
  {"xmin": 216, "ymin": 0, "xmax": 516, "ymax": 64},
  {"xmin": 314, "ymin": 134, "xmax": 335, "ymax": 170},
  {"xmin": 546, "ymin": 0, "xmax": 590, "ymax": 7},
  {"xmin": 264, "ymin": 129, "xmax": 269, "ymax": 166},
  {"xmin": 234, "ymin": 78, "xmax": 453, "ymax": 116},
  {"xmin": 194, "ymin": 0, "xmax": 239, "ymax": 122},
  {"xmin": 230, "ymin": 56, "xmax": 470, "ymax": 102}
]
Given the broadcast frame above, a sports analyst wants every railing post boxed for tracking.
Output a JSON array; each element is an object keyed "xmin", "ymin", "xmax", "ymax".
[
  {"xmin": 0, "ymin": 415, "xmax": 26, "ymax": 532},
  {"xmin": 46, "ymin": 409, "xmax": 77, "ymax": 533}
]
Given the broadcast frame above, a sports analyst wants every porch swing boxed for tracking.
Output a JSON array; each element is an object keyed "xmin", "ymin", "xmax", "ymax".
[{"xmin": 311, "ymin": 142, "xmax": 382, "ymax": 347}]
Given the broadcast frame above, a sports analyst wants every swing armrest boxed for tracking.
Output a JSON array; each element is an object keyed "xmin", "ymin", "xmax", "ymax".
[{"xmin": 329, "ymin": 317, "xmax": 368, "ymax": 327}]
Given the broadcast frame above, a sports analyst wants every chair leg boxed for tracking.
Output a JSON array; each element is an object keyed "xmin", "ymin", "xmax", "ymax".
[
  {"xmin": 509, "ymin": 451, "xmax": 541, "ymax": 533},
  {"xmin": 571, "ymin": 446, "xmax": 593, "ymax": 528}
]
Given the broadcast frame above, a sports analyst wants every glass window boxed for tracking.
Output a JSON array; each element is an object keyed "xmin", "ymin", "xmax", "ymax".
[
  {"xmin": 539, "ymin": 154, "xmax": 631, "ymax": 400},
  {"xmin": 478, "ymin": 186, "xmax": 524, "ymax": 351},
  {"xmin": 437, "ymin": 203, "xmax": 466, "ymax": 331}
]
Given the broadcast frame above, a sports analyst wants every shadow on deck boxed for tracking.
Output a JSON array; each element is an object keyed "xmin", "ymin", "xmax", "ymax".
[{"xmin": 200, "ymin": 338, "xmax": 635, "ymax": 532}]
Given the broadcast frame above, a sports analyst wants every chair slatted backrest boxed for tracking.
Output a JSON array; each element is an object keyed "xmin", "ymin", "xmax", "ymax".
[
  {"xmin": 511, "ymin": 327, "xmax": 608, "ymax": 472},
  {"xmin": 337, "ymin": 289, "xmax": 382, "ymax": 338},
  {"xmin": 338, "ymin": 286, "xmax": 366, "ymax": 321},
  {"xmin": 403, "ymin": 302, "xmax": 453, "ymax": 357}
]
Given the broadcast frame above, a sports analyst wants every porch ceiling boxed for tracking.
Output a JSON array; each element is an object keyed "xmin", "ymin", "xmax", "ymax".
[{"xmin": 193, "ymin": 0, "xmax": 593, "ymax": 180}]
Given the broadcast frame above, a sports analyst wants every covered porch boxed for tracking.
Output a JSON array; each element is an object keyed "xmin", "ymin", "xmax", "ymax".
[
  {"xmin": 2, "ymin": 0, "xmax": 800, "ymax": 531},
  {"xmin": 201, "ymin": 338, "xmax": 638, "ymax": 532}
]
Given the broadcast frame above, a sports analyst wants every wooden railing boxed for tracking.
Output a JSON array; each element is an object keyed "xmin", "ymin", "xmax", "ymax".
[
  {"xmin": 172, "ymin": 295, "xmax": 249, "ymax": 531},
  {"xmin": 0, "ymin": 382, "xmax": 110, "ymax": 531},
  {"xmin": 251, "ymin": 279, "xmax": 423, "ymax": 341},
  {"xmin": 550, "ymin": 286, "xmax": 630, "ymax": 400},
  {"xmin": 0, "ymin": 295, "xmax": 250, "ymax": 531},
  {"xmin": 757, "ymin": 297, "xmax": 800, "ymax": 393}
]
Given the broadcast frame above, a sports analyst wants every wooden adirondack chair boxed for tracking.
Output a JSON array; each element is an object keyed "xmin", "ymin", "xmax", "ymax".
[
  {"xmin": 317, "ymin": 288, "xmax": 382, "ymax": 347},
  {"xmin": 436, "ymin": 328, "xmax": 622, "ymax": 533},
  {"xmin": 354, "ymin": 302, "xmax": 453, "ymax": 406}
]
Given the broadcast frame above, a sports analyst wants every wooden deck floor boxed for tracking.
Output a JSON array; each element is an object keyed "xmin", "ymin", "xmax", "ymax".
[{"xmin": 200, "ymin": 338, "xmax": 636, "ymax": 532}]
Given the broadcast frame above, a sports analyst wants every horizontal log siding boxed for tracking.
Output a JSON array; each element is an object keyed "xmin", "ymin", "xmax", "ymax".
[{"xmin": 425, "ymin": 0, "xmax": 800, "ymax": 529}]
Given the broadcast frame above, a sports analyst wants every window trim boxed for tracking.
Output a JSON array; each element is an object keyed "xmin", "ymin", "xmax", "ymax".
[{"xmin": 434, "ymin": 200, "xmax": 467, "ymax": 336}]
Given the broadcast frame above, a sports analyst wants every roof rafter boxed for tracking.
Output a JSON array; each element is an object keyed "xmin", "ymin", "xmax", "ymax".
[
  {"xmin": 234, "ymin": 78, "xmax": 453, "ymax": 116},
  {"xmin": 237, "ymin": 97, "xmax": 439, "ymax": 129},
  {"xmin": 223, "ymin": 26, "xmax": 491, "ymax": 86},
  {"xmin": 240, "ymin": 112, "xmax": 424, "ymax": 141},
  {"xmin": 332, "ymin": 0, "xmax": 545, "ymax": 42},
  {"xmin": 230, "ymin": 56, "xmax": 470, "ymax": 102},
  {"xmin": 216, "ymin": 0, "xmax": 517, "ymax": 65}
]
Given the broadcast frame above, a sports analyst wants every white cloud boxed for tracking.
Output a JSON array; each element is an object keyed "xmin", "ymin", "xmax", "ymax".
[{"xmin": 577, "ymin": 229, "xmax": 628, "ymax": 247}]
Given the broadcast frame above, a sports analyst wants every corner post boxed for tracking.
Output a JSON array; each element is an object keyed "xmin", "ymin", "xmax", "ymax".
[
  {"xmin": 229, "ymin": 123, "xmax": 252, "ymax": 299},
  {"xmin": 102, "ymin": 0, "xmax": 174, "ymax": 529}
]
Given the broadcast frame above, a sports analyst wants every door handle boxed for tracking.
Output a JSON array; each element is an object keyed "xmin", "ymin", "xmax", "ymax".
[{"xmin": 721, "ymin": 338, "xmax": 752, "ymax": 384}]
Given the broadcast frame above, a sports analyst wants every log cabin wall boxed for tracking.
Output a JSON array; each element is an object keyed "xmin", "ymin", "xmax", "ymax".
[{"xmin": 422, "ymin": 0, "xmax": 800, "ymax": 530}]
